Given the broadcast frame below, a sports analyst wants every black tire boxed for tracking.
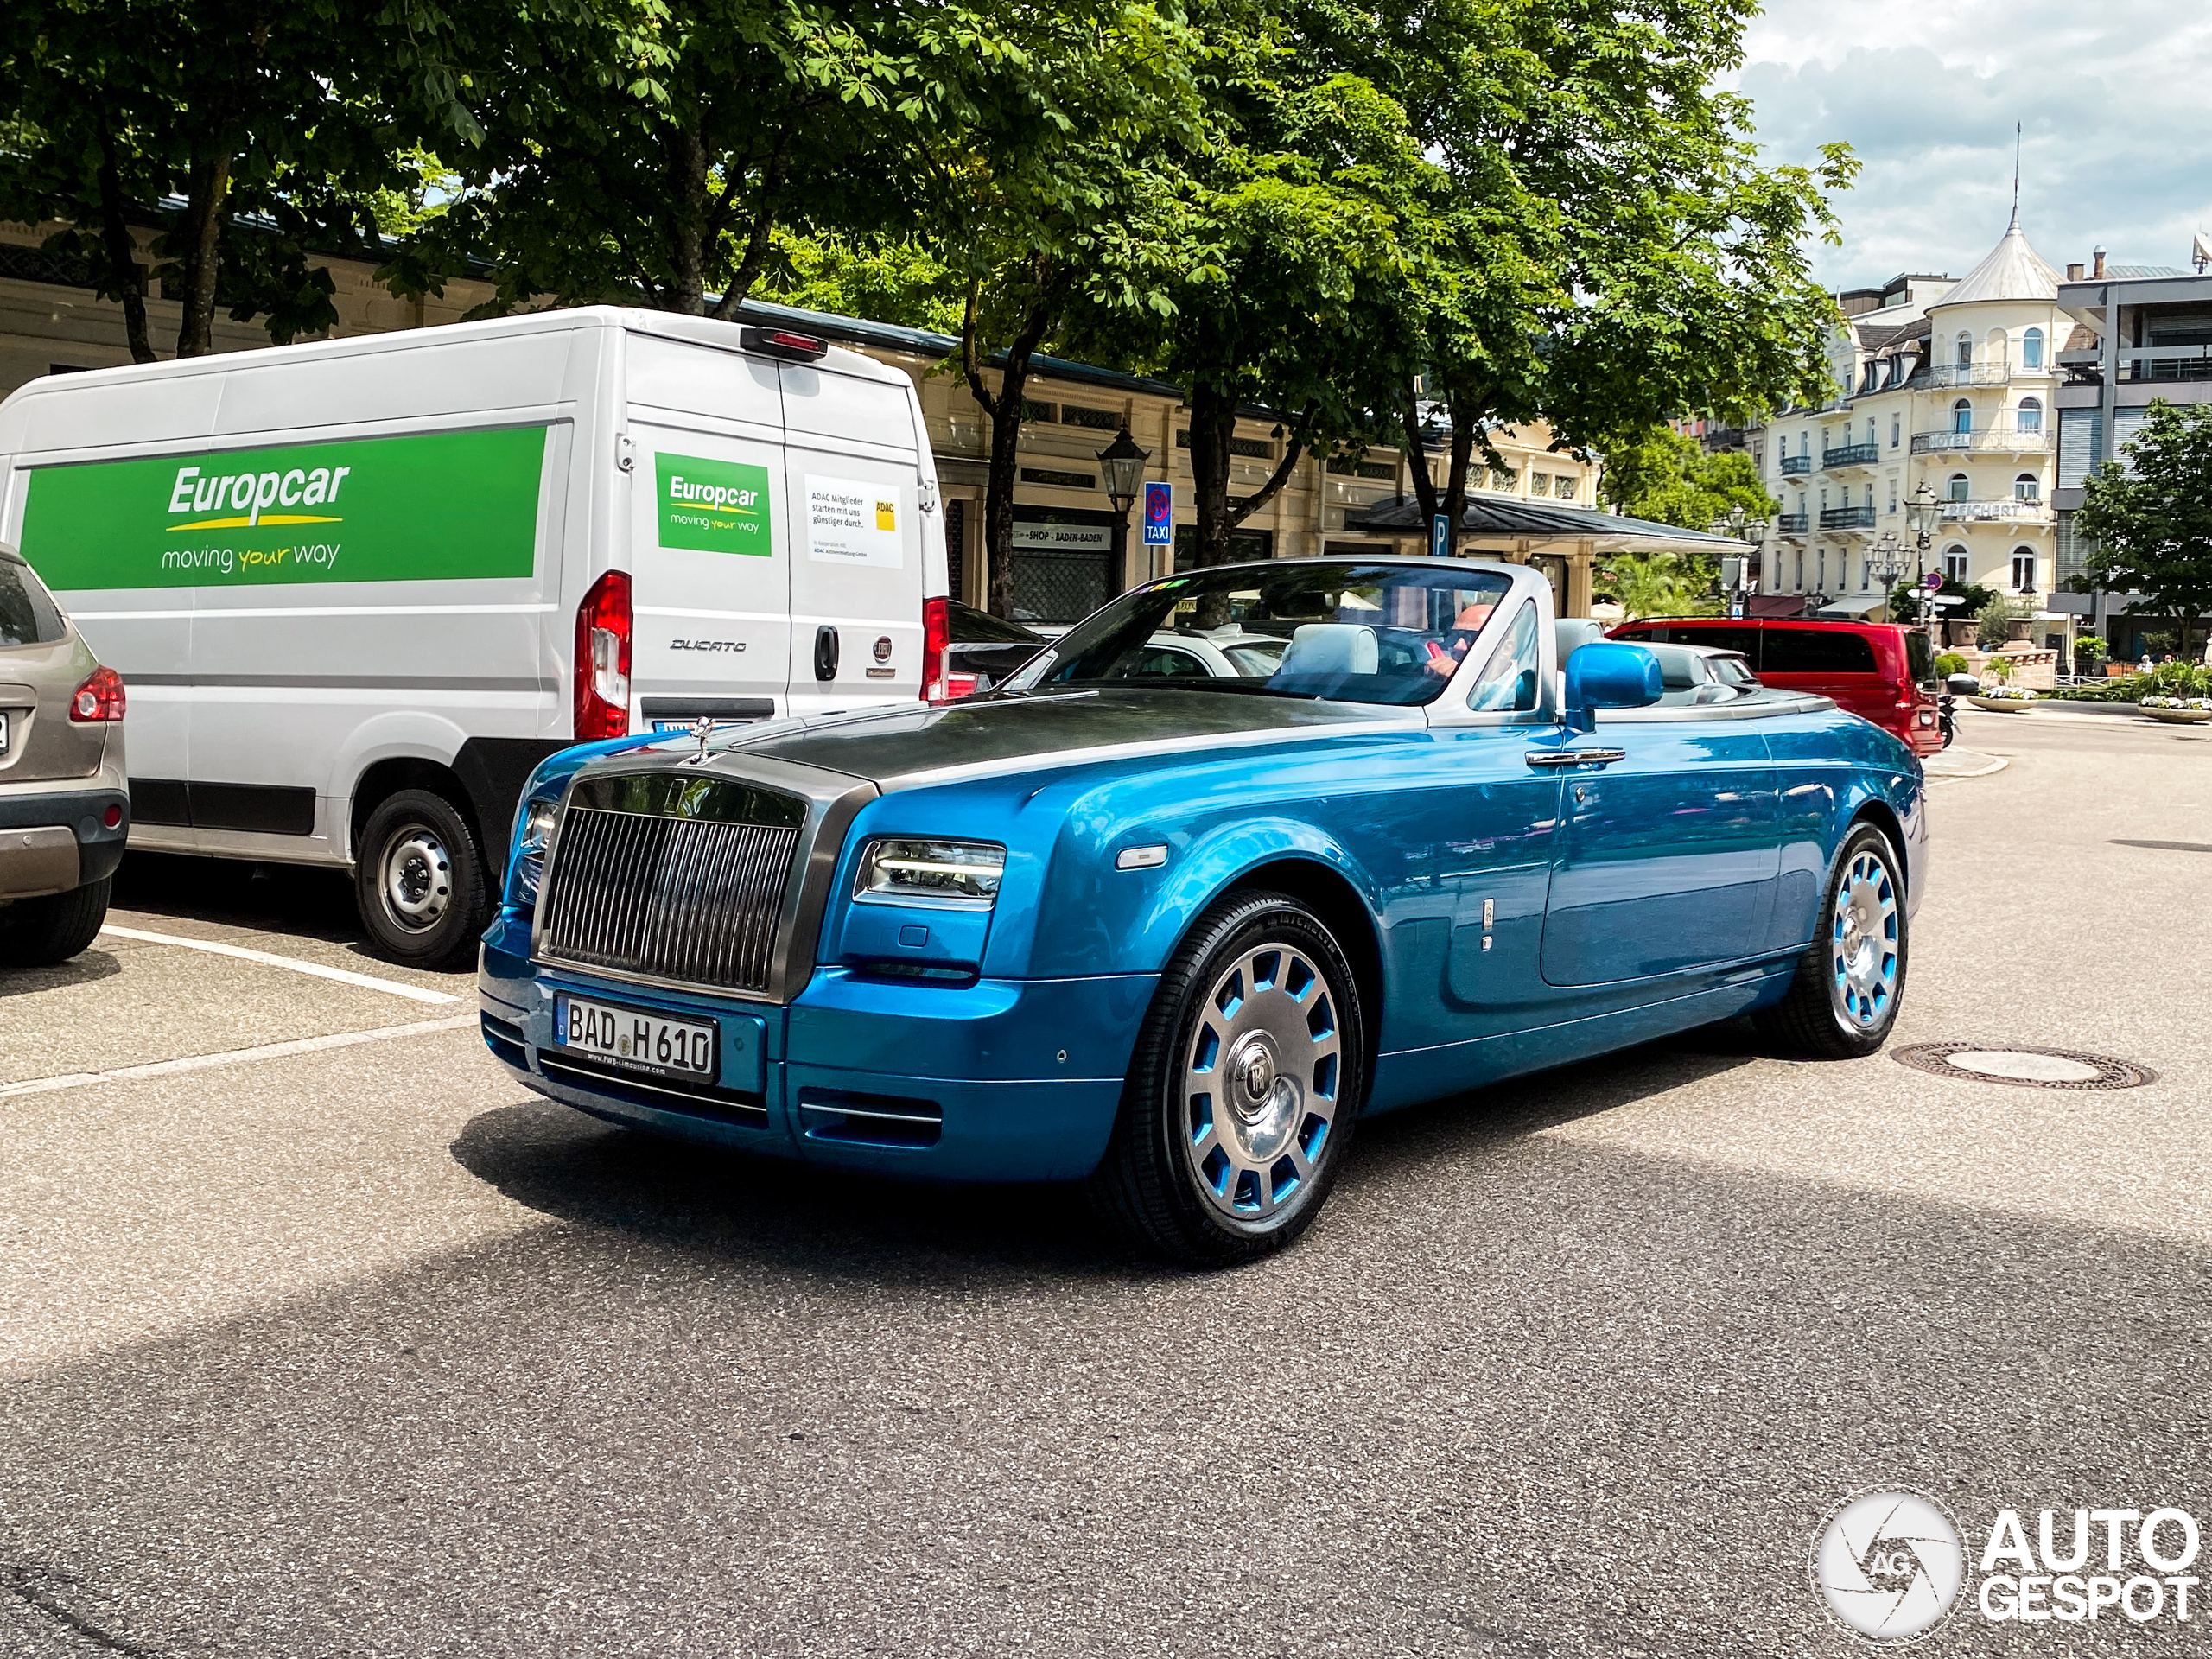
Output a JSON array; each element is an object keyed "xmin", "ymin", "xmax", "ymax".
[
  {"xmin": 1089, "ymin": 890, "xmax": 1366, "ymax": 1268},
  {"xmin": 0, "ymin": 875, "xmax": 111, "ymax": 967},
  {"xmin": 354, "ymin": 788, "xmax": 486, "ymax": 970},
  {"xmin": 1753, "ymin": 822, "xmax": 1908, "ymax": 1060}
]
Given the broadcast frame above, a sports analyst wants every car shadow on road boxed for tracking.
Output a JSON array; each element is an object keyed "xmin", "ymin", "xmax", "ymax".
[
  {"xmin": 114, "ymin": 850, "xmax": 364, "ymax": 944},
  {"xmin": 447, "ymin": 1028, "xmax": 1768, "ymax": 1280},
  {"xmin": 0, "ymin": 947, "xmax": 121, "ymax": 996}
]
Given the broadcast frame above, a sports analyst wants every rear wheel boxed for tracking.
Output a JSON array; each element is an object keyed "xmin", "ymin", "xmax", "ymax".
[
  {"xmin": 1089, "ymin": 891, "xmax": 1364, "ymax": 1268},
  {"xmin": 1753, "ymin": 822, "xmax": 1907, "ymax": 1059},
  {"xmin": 354, "ymin": 789, "xmax": 486, "ymax": 970},
  {"xmin": 0, "ymin": 875, "xmax": 111, "ymax": 967}
]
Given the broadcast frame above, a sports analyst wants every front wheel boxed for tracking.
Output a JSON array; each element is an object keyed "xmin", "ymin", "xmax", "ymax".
[
  {"xmin": 1753, "ymin": 823, "xmax": 1908, "ymax": 1059},
  {"xmin": 354, "ymin": 789, "xmax": 486, "ymax": 971},
  {"xmin": 1089, "ymin": 891, "xmax": 1365, "ymax": 1268}
]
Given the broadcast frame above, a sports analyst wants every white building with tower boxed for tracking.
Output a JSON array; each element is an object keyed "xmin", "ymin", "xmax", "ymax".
[{"xmin": 1744, "ymin": 210, "xmax": 2069, "ymax": 649}]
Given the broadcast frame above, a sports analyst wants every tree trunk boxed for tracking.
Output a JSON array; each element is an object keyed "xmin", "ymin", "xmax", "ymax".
[
  {"xmin": 961, "ymin": 272, "xmax": 1057, "ymax": 619},
  {"xmin": 92, "ymin": 112, "xmax": 155, "ymax": 365},
  {"xmin": 1185, "ymin": 378, "xmax": 1238, "ymax": 568},
  {"xmin": 668, "ymin": 125, "xmax": 709, "ymax": 315},
  {"xmin": 1438, "ymin": 410, "xmax": 1477, "ymax": 553},
  {"xmin": 173, "ymin": 144, "xmax": 232, "ymax": 358},
  {"xmin": 1401, "ymin": 383, "xmax": 1439, "ymax": 524}
]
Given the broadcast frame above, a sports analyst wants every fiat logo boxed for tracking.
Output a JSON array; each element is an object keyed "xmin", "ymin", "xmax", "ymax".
[{"xmin": 873, "ymin": 636, "xmax": 893, "ymax": 662}]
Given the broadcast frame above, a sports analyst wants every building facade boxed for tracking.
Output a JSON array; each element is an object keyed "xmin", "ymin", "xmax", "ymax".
[
  {"xmin": 1745, "ymin": 217, "xmax": 2069, "ymax": 644},
  {"xmin": 0, "ymin": 218, "xmax": 1608, "ymax": 623},
  {"xmin": 2052, "ymin": 256, "xmax": 2212, "ymax": 660}
]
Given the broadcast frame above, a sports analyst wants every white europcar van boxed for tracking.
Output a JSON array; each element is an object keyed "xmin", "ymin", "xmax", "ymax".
[{"xmin": 0, "ymin": 308, "xmax": 949, "ymax": 967}]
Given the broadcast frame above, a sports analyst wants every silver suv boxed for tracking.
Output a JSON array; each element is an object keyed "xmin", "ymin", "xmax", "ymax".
[{"xmin": 0, "ymin": 543, "xmax": 129, "ymax": 965}]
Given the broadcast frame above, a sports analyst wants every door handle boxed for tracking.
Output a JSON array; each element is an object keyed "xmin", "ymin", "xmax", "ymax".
[
  {"xmin": 1525, "ymin": 748, "xmax": 1626, "ymax": 768},
  {"xmin": 813, "ymin": 625, "xmax": 840, "ymax": 682}
]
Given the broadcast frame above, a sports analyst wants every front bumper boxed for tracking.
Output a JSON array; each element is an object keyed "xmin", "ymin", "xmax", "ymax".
[{"xmin": 480, "ymin": 907, "xmax": 1154, "ymax": 1183}]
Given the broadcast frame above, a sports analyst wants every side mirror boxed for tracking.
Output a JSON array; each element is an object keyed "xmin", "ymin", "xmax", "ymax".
[
  {"xmin": 1563, "ymin": 642, "xmax": 1663, "ymax": 732},
  {"xmin": 1944, "ymin": 672, "xmax": 1980, "ymax": 696}
]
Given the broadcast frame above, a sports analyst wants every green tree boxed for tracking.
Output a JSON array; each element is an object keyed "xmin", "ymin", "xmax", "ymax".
[
  {"xmin": 1104, "ymin": 40, "xmax": 1432, "ymax": 568},
  {"xmin": 0, "ymin": 0, "xmax": 448, "ymax": 359},
  {"xmin": 1597, "ymin": 426, "xmax": 1777, "ymax": 531},
  {"xmin": 1293, "ymin": 0, "xmax": 1853, "ymax": 542},
  {"xmin": 2075, "ymin": 399, "xmax": 2212, "ymax": 658},
  {"xmin": 1596, "ymin": 551, "xmax": 1717, "ymax": 620}
]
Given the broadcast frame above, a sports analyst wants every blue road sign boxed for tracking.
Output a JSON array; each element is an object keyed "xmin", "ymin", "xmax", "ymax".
[
  {"xmin": 1430, "ymin": 513, "xmax": 1450, "ymax": 559},
  {"xmin": 1143, "ymin": 481, "xmax": 1173, "ymax": 546}
]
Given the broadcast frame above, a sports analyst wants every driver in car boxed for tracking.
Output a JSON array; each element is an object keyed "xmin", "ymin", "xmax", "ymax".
[{"xmin": 1421, "ymin": 598, "xmax": 1499, "ymax": 677}]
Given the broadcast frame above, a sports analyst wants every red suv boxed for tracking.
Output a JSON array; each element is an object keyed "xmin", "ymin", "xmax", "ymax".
[{"xmin": 1608, "ymin": 618, "xmax": 1942, "ymax": 757}]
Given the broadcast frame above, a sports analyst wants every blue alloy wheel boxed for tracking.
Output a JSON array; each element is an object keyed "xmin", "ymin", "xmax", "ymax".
[
  {"xmin": 1753, "ymin": 822, "xmax": 1910, "ymax": 1061},
  {"xmin": 1090, "ymin": 891, "xmax": 1365, "ymax": 1268}
]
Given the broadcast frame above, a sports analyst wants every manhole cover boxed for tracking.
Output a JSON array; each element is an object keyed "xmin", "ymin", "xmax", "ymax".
[{"xmin": 1891, "ymin": 1043, "xmax": 2156, "ymax": 1090}]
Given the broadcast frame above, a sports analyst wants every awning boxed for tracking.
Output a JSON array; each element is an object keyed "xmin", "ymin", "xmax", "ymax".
[
  {"xmin": 1816, "ymin": 594, "xmax": 1891, "ymax": 620},
  {"xmin": 1348, "ymin": 494, "xmax": 1752, "ymax": 557},
  {"xmin": 1745, "ymin": 594, "xmax": 1812, "ymax": 619}
]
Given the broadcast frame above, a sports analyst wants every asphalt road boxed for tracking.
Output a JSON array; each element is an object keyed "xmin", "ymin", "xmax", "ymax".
[{"xmin": 3, "ymin": 712, "xmax": 2209, "ymax": 1658}]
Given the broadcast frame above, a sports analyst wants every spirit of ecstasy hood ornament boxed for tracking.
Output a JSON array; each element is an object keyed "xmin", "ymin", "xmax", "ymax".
[{"xmin": 689, "ymin": 715, "xmax": 715, "ymax": 763}]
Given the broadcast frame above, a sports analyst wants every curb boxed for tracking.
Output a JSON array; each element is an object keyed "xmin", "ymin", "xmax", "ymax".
[{"xmin": 1924, "ymin": 749, "xmax": 2007, "ymax": 781}]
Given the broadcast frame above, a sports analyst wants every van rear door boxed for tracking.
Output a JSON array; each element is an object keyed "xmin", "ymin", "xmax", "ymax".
[
  {"xmin": 778, "ymin": 361, "xmax": 924, "ymax": 716},
  {"xmin": 625, "ymin": 340, "xmax": 792, "ymax": 730}
]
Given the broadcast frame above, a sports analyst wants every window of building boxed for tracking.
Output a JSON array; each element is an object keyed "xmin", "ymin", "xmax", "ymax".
[
  {"xmin": 2018, "ymin": 397, "xmax": 2043, "ymax": 434},
  {"xmin": 1943, "ymin": 547, "xmax": 1970, "ymax": 582},
  {"xmin": 1946, "ymin": 472, "xmax": 1969, "ymax": 502},
  {"xmin": 1888, "ymin": 479, "xmax": 1898, "ymax": 514},
  {"xmin": 2014, "ymin": 472, "xmax": 2039, "ymax": 501},
  {"xmin": 2023, "ymin": 327, "xmax": 2044, "ymax": 369},
  {"xmin": 1058, "ymin": 403, "xmax": 1122, "ymax": 431},
  {"xmin": 1529, "ymin": 472, "xmax": 1548, "ymax": 494},
  {"xmin": 1864, "ymin": 484, "xmax": 1875, "ymax": 510},
  {"xmin": 1022, "ymin": 399, "xmax": 1058, "ymax": 423},
  {"xmin": 1860, "ymin": 553, "xmax": 1872, "ymax": 592},
  {"xmin": 1816, "ymin": 550, "xmax": 1827, "ymax": 591},
  {"xmin": 1866, "ymin": 417, "xmax": 1877, "ymax": 447},
  {"xmin": 1986, "ymin": 327, "xmax": 2010, "ymax": 367},
  {"xmin": 1795, "ymin": 550, "xmax": 1805, "ymax": 590},
  {"xmin": 1952, "ymin": 398, "xmax": 1973, "ymax": 435},
  {"xmin": 2012, "ymin": 550, "xmax": 2037, "ymax": 593},
  {"xmin": 1778, "ymin": 435, "xmax": 1789, "ymax": 459},
  {"xmin": 1490, "ymin": 467, "xmax": 1516, "ymax": 490},
  {"xmin": 1890, "ymin": 414, "xmax": 1901, "ymax": 449},
  {"xmin": 1955, "ymin": 333, "xmax": 1973, "ymax": 369},
  {"xmin": 1819, "ymin": 487, "xmax": 1828, "ymax": 510}
]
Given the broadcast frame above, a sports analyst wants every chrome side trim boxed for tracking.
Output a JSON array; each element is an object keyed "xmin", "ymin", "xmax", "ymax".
[{"xmin": 1525, "ymin": 748, "xmax": 1626, "ymax": 767}]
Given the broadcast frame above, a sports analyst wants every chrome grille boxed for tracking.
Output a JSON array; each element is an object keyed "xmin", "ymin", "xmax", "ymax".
[{"xmin": 538, "ymin": 802, "xmax": 800, "ymax": 993}]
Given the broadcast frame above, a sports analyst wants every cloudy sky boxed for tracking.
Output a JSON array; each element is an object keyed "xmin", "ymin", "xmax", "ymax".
[{"xmin": 1736, "ymin": 0, "xmax": 2212, "ymax": 291}]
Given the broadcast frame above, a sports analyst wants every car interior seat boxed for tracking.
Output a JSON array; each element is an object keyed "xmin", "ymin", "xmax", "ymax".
[{"xmin": 1276, "ymin": 623, "xmax": 1379, "ymax": 678}]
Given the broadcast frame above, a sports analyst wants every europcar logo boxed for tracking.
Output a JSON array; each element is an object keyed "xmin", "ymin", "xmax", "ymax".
[
  {"xmin": 1811, "ymin": 1489, "xmax": 1967, "ymax": 1643},
  {"xmin": 166, "ymin": 460, "xmax": 350, "ymax": 530}
]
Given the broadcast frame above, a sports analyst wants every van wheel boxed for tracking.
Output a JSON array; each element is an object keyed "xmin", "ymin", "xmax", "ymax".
[
  {"xmin": 0, "ymin": 875, "xmax": 112, "ymax": 967},
  {"xmin": 355, "ymin": 789, "xmax": 485, "ymax": 971},
  {"xmin": 1089, "ymin": 891, "xmax": 1365, "ymax": 1268}
]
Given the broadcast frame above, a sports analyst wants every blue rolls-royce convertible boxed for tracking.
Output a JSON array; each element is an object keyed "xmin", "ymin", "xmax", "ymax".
[{"xmin": 478, "ymin": 558, "xmax": 1923, "ymax": 1267}]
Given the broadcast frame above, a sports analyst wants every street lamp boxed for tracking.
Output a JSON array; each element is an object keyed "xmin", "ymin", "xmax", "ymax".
[
  {"xmin": 1707, "ymin": 505, "xmax": 1772, "ymax": 617},
  {"xmin": 1096, "ymin": 425, "xmax": 1150, "ymax": 590},
  {"xmin": 1904, "ymin": 482, "xmax": 1942, "ymax": 582}
]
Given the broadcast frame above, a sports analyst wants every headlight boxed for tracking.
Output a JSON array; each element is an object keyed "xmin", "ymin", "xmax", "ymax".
[
  {"xmin": 510, "ymin": 798, "xmax": 560, "ymax": 907},
  {"xmin": 855, "ymin": 837, "xmax": 1006, "ymax": 906}
]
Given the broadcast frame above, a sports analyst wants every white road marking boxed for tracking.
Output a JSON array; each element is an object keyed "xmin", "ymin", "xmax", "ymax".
[
  {"xmin": 0, "ymin": 1015, "xmax": 478, "ymax": 1099},
  {"xmin": 98, "ymin": 925, "xmax": 462, "ymax": 1004}
]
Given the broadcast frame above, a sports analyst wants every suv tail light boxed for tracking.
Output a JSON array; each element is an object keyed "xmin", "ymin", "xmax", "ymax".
[
  {"xmin": 574, "ymin": 570, "xmax": 632, "ymax": 739},
  {"xmin": 69, "ymin": 664, "xmax": 125, "ymax": 722},
  {"xmin": 922, "ymin": 595, "xmax": 951, "ymax": 702}
]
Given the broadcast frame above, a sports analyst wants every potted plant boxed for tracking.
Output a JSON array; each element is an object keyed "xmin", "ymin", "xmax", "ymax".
[
  {"xmin": 1975, "ymin": 596, "xmax": 2014, "ymax": 652},
  {"xmin": 1934, "ymin": 652, "xmax": 1969, "ymax": 678},
  {"xmin": 1965, "ymin": 652, "xmax": 2037, "ymax": 711},
  {"xmin": 2073, "ymin": 634, "xmax": 2107, "ymax": 677}
]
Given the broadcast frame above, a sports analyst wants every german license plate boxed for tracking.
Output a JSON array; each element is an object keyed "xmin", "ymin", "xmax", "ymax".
[{"xmin": 554, "ymin": 994, "xmax": 716, "ymax": 1081}]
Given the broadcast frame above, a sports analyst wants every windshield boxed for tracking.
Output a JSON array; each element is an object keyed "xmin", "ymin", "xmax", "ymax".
[{"xmin": 1003, "ymin": 563, "xmax": 1516, "ymax": 705}]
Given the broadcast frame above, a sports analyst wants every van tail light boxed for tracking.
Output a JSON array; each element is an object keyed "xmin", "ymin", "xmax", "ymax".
[
  {"xmin": 922, "ymin": 595, "xmax": 951, "ymax": 702},
  {"xmin": 69, "ymin": 664, "xmax": 126, "ymax": 722},
  {"xmin": 574, "ymin": 570, "xmax": 632, "ymax": 739}
]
